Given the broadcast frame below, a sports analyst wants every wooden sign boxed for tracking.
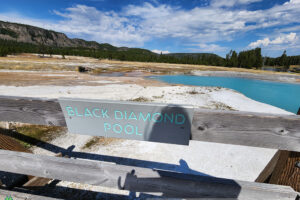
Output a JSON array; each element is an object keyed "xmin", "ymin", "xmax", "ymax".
[{"xmin": 59, "ymin": 98, "xmax": 194, "ymax": 145}]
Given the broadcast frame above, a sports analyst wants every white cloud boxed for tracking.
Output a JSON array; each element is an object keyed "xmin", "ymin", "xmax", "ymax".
[
  {"xmin": 284, "ymin": 0, "xmax": 300, "ymax": 5},
  {"xmin": 211, "ymin": 0, "xmax": 262, "ymax": 8},
  {"xmin": 122, "ymin": 0, "xmax": 300, "ymax": 43},
  {"xmin": 0, "ymin": 6, "xmax": 147, "ymax": 47},
  {"xmin": 249, "ymin": 32, "xmax": 298, "ymax": 48},
  {"xmin": 51, "ymin": 5, "xmax": 147, "ymax": 47},
  {"xmin": 249, "ymin": 38, "xmax": 271, "ymax": 48},
  {"xmin": 277, "ymin": 25, "xmax": 300, "ymax": 33},
  {"xmin": 188, "ymin": 43, "xmax": 227, "ymax": 52},
  {"xmin": 151, "ymin": 49, "xmax": 170, "ymax": 54},
  {"xmin": 0, "ymin": 0, "xmax": 300, "ymax": 51}
]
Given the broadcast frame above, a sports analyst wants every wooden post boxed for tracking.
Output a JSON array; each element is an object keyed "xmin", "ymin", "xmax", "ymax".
[
  {"xmin": 269, "ymin": 151, "xmax": 300, "ymax": 192},
  {"xmin": 0, "ymin": 128, "xmax": 65, "ymax": 189},
  {"xmin": 255, "ymin": 150, "xmax": 282, "ymax": 183},
  {"xmin": 269, "ymin": 109, "xmax": 300, "ymax": 192},
  {"xmin": 257, "ymin": 109, "xmax": 300, "ymax": 192},
  {"xmin": 0, "ymin": 128, "xmax": 31, "ymax": 188}
]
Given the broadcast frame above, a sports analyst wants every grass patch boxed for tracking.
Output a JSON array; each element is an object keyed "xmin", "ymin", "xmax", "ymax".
[
  {"xmin": 91, "ymin": 63, "xmax": 194, "ymax": 75},
  {"xmin": 83, "ymin": 136, "xmax": 119, "ymax": 149},
  {"xmin": 100, "ymin": 59, "xmax": 300, "ymax": 76},
  {"xmin": 83, "ymin": 137, "xmax": 99, "ymax": 149},
  {"xmin": 188, "ymin": 89, "xmax": 199, "ymax": 95},
  {"xmin": 210, "ymin": 102, "xmax": 236, "ymax": 111},
  {"xmin": 153, "ymin": 94, "xmax": 164, "ymax": 99},
  {"xmin": 92, "ymin": 66, "xmax": 136, "ymax": 74},
  {"xmin": 130, "ymin": 97, "xmax": 151, "ymax": 102},
  {"xmin": 12, "ymin": 125, "xmax": 65, "ymax": 148},
  {"xmin": 0, "ymin": 62, "xmax": 77, "ymax": 71}
]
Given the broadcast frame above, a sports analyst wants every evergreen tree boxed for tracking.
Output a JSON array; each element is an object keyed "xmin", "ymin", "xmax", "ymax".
[
  {"xmin": 231, "ymin": 50, "xmax": 238, "ymax": 67},
  {"xmin": 279, "ymin": 50, "xmax": 290, "ymax": 70},
  {"xmin": 254, "ymin": 48, "xmax": 263, "ymax": 68}
]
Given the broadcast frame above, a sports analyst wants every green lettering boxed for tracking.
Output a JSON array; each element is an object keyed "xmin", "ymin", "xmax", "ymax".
[
  {"xmin": 136, "ymin": 126, "xmax": 143, "ymax": 136},
  {"xmin": 104, "ymin": 122, "xmax": 111, "ymax": 132},
  {"xmin": 66, "ymin": 106, "xmax": 75, "ymax": 116},
  {"xmin": 164, "ymin": 113, "xmax": 174, "ymax": 123},
  {"xmin": 101, "ymin": 109, "xmax": 109, "ymax": 118},
  {"xmin": 92, "ymin": 108, "xmax": 101, "ymax": 118},
  {"xmin": 128, "ymin": 112, "xmax": 137, "ymax": 120},
  {"xmin": 175, "ymin": 114, "xmax": 186, "ymax": 125},
  {"xmin": 139, "ymin": 112, "xmax": 151, "ymax": 122},
  {"xmin": 114, "ymin": 110, "xmax": 123, "ymax": 119},
  {"xmin": 75, "ymin": 108, "xmax": 83, "ymax": 117},
  {"xmin": 124, "ymin": 124, "xmax": 134, "ymax": 134},
  {"xmin": 113, "ymin": 124, "xmax": 122, "ymax": 133},
  {"xmin": 84, "ymin": 108, "xmax": 93, "ymax": 117},
  {"xmin": 152, "ymin": 112, "xmax": 163, "ymax": 123}
]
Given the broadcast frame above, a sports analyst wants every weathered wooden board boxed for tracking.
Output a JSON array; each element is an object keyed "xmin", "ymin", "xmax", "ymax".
[
  {"xmin": 192, "ymin": 109, "xmax": 300, "ymax": 151},
  {"xmin": 255, "ymin": 150, "xmax": 282, "ymax": 183},
  {"xmin": 0, "ymin": 149, "xmax": 298, "ymax": 199},
  {"xmin": 0, "ymin": 96, "xmax": 300, "ymax": 151},
  {"xmin": 0, "ymin": 188, "xmax": 62, "ymax": 200},
  {"xmin": 22, "ymin": 153, "xmax": 66, "ymax": 188},
  {"xmin": 269, "ymin": 151, "xmax": 300, "ymax": 192},
  {"xmin": 0, "ymin": 130, "xmax": 32, "ymax": 188},
  {"xmin": 0, "ymin": 133, "xmax": 31, "ymax": 153},
  {"xmin": 0, "ymin": 96, "xmax": 66, "ymax": 126}
]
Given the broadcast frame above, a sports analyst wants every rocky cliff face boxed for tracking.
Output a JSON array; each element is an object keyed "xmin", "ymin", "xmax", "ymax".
[{"xmin": 0, "ymin": 20, "xmax": 100, "ymax": 48}]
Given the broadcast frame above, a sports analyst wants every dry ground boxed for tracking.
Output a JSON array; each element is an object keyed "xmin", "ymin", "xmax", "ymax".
[
  {"xmin": 99, "ymin": 58, "xmax": 300, "ymax": 76},
  {"xmin": 0, "ymin": 70, "xmax": 165, "ymax": 86},
  {"xmin": 1, "ymin": 53, "xmax": 300, "ymax": 76}
]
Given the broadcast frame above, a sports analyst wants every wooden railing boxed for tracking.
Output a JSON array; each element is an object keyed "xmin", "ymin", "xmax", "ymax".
[
  {"xmin": 0, "ymin": 95, "xmax": 299, "ymax": 199},
  {"xmin": 0, "ymin": 95, "xmax": 299, "ymax": 151}
]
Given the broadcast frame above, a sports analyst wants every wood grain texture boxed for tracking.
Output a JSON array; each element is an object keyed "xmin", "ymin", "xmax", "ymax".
[
  {"xmin": 0, "ymin": 96, "xmax": 300, "ymax": 151},
  {"xmin": 0, "ymin": 131, "xmax": 31, "ymax": 188},
  {"xmin": 270, "ymin": 151, "xmax": 300, "ymax": 192},
  {"xmin": 269, "ymin": 150, "xmax": 290, "ymax": 184},
  {"xmin": 0, "ymin": 149, "xmax": 298, "ymax": 199},
  {"xmin": 0, "ymin": 96, "xmax": 66, "ymax": 126},
  {"xmin": 22, "ymin": 153, "xmax": 66, "ymax": 188},
  {"xmin": 255, "ymin": 150, "xmax": 281, "ymax": 183},
  {"xmin": 192, "ymin": 109, "xmax": 300, "ymax": 151},
  {"xmin": 0, "ymin": 188, "xmax": 61, "ymax": 200},
  {"xmin": 0, "ymin": 134, "xmax": 30, "ymax": 153}
]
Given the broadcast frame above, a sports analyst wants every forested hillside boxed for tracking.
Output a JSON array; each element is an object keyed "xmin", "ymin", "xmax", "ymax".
[
  {"xmin": 225, "ymin": 48, "xmax": 263, "ymax": 69},
  {"xmin": 0, "ymin": 20, "xmax": 100, "ymax": 48},
  {"xmin": 0, "ymin": 39, "xmax": 225, "ymax": 66},
  {"xmin": 264, "ymin": 50, "xmax": 300, "ymax": 71},
  {"xmin": 0, "ymin": 20, "xmax": 300, "ymax": 71}
]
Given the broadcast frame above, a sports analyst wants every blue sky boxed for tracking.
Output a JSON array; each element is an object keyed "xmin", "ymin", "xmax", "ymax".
[{"xmin": 0, "ymin": 0, "xmax": 300, "ymax": 57}]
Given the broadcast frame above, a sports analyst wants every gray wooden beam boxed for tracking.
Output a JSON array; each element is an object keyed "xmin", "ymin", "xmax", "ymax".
[
  {"xmin": 0, "ymin": 96, "xmax": 300, "ymax": 151},
  {"xmin": 0, "ymin": 95, "xmax": 65, "ymax": 126},
  {"xmin": 0, "ymin": 188, "xmax": 62, "ymax": 200},
  {"xmin": 192, "ymin": 109, "xmax": 300, "ymax": 151},
  {"xmin": 0, "ymin": 149, "xmax": 298, "ymax": 199}
]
